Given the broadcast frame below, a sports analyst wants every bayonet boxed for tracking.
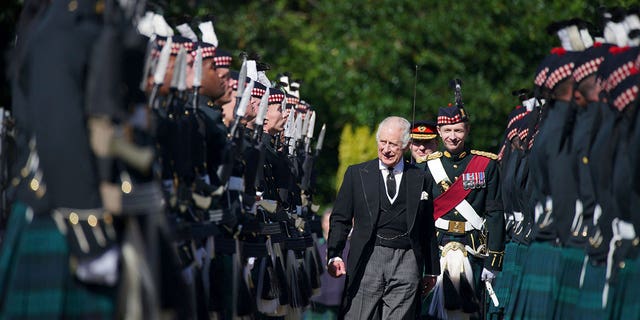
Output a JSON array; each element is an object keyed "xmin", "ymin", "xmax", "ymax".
[
  {"xmin": 228, "ymin": 79, "xmax": 254, "ymax": 140},
  {"xmin": 301, "ymin": 109, "xmax": 310, "ymax": 141},
  {"xmin": 176, "ymin": 47, "xmax": 188, "ymax": 94},
  {"xmin": 283, "ymin": 107, "xmax": 295, "ymax": 139},
  {"xmin": 254, "ymin": 88, "xmax": 270, "ymax": 141},
  {"xmin": 315, "ymin": 123, "xmax": 326, "ymax": 157},
  {"xmin": 306, "ymin": 111, "xmax": 316, "ymax": 139},
  {"xmin": 289, "ymin": 113, "xmax": 303, "ymax": 156},
  {"xmin": 149, "ymin": 36, "xmax": 172, "ymax": 107},
  {"xmin": 192, "ymin": 47, "xmax": 203, "ymax": 110},
  {"xmin": 305, "ymin": 111, "xmax": 316, "ymax": 153},
  {"xmin": 139, "ymin": 35, "xmax": 155, "ymax": 92},
  {"xmin": 236, "ymin": 79, "xmax": 253, "ymax": 118}
]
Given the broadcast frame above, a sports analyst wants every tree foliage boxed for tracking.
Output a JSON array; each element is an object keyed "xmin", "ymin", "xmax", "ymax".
[
  {"xmin": 2, "ymin": 0, "xmax": 636, "ymax": 205},
  {"xmin": 335, "ymin": 124, "xmax": 378, "ymax": 191},
  {"xmin": 191, "ymin": 0, "xmax": 634, "ymax": 205}
]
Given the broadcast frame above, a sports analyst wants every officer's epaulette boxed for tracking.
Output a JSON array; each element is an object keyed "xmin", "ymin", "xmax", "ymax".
[
  {"xmin": 471, "ymin": 150, "xmax": 498, "ymax": 160},
  {"xmin": 426, "ymin": 151, "xmax": 443, "ymax": 161}
]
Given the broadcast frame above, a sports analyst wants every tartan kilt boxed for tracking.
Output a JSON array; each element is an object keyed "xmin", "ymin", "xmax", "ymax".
[
  {"xmin": 513, "ymin": 241, "xmax": 562, "ymax": 320},
  {"xmin": 574, "ymin": 259, "xmax": 610, "ymax": 320},
  {"xmin": 555, "ymin": 247, "xmax": 584, "ymax": 319},
  {"xmin": 488, "ymin": 241, "xmax": 518, "ymax": 319},
  {"xmin": 610, "ymin": 253, "xmax": 640, "ymax": 320},
  {"xmin": 0, "ymin": 202, "xmax": 115, "ymax": 319},
  {"xmin": 504, "ymin": 243, "xmax": 528, "ymax": 320}
]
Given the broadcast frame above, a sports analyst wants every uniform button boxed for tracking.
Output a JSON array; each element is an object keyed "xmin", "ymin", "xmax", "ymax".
[
  {"xmin": 69, "ymin": 212, "xmax": 80, "ymax": 225},
  {"xmin": 582, "ymin": 156, "xmax": 589, "ymax": 164},
  {"xmin": 453, "ymin": 164, "xmax": 458, "ymax": 169},
  {"xmin": 88, "ymin": 215, "xmax": 98, "ymax": 227}
]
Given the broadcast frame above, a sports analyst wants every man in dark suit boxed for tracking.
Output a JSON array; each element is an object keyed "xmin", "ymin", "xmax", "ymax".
[{"xmin": 327, "ymin": 116, "xmax": 439, "ymax": 319}]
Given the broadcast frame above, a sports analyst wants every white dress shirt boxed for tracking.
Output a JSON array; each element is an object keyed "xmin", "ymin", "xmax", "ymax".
[{"xmin": 379, "ymin": 159, "xmax": 404, "ymax": 204}]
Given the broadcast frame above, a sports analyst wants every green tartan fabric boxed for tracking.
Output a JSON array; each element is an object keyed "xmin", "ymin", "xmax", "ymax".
[
  {"xmin": 574, "ymin": 260, "xmax": 609, "ymax": 320},
  {"xmin": 555, "ymin": 247, "xmax": 584, "ymax": 319},
  {"xmin": 0, "ymin": 203, "xmax": 115, "ymax": 319},
  {"xmin": 302, "ymin": 304, "xmax": 339, "ymax": 320},
  {"xmin": 488, "ymin": 241, "xmax": 518, "ymax": 318},
  {"xmin": 514, "ymin": 242, "xmax": 562, "ymax": 320},
  {"xmin": 504, "ymin": 244, "xmax": 528, "ymax": 320},
  {"xmin": 610, "ymin": 254, "xmax": 640, "ymax": 320}
]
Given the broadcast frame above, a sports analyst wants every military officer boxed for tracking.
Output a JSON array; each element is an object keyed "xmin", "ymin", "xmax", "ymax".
[
  {"xmin": 425, "ymin": 105, "xmax": 504, "ymax": 320},
  {"xmin": 409, "ymin": 120, "xmax": 438, "ymax": 167}
]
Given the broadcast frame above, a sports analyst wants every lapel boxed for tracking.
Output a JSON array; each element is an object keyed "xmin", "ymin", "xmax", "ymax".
[
  {"xmin": 359, "ymin": 160, "xmax": 380, "ymax": 223},
  {"xmin": 405, "ymin": 163, "xmax": 424, "ymax": 232}
]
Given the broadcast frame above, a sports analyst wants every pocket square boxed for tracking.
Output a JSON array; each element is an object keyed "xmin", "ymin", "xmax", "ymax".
[{"xmin": 420, "ymin": 191, "xmax": 429, "ymax": 200}]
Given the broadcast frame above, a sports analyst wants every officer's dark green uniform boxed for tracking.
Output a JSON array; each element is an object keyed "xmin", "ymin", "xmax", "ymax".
[{"xmin": 425, "ymin": 105, "xmax": 504, "ymax": 319}]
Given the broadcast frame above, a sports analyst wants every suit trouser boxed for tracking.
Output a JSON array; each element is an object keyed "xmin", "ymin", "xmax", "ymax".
[{"xmin": 344, "ymin": 245, "xmax": 420, "ymax": 320}]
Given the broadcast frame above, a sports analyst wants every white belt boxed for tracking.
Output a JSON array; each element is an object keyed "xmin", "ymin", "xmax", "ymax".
[
  {"xmin": 427, "ymin": 158, "xmax": 484, "ymax": 229},
  {"xmin": 435, "ymin": 218, "xmax": 474, "ymax": 232},
  {"xmin": 603, "ymin": 218, "xmax": 637, "ymax": 308}
]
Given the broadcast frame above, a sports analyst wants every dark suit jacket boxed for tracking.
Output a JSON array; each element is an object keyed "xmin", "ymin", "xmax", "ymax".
[{"xmin": 327, "ymin": 158, "xmax": 439, "ymax": 310}]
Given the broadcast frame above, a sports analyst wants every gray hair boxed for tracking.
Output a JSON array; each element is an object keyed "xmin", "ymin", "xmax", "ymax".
[{"xmin": 375, "ymin": 116, "xmax": 411, "ymax": 148}]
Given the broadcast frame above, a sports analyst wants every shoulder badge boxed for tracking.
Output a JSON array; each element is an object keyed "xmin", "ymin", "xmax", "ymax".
[
  {"xmin": 427, "ymin": 151, "xmax": 443, "ymax": 161},
  {"xmin": 471, "ymin": 150, "xmax": 498, "ymax": 160}
]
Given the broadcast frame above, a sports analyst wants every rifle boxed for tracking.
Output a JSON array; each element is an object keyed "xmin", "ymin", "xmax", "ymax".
[
  {"xmin": 249, "ymin": 89, "xmax": 270, "ymax": 191},
  {"xmin": 314, "ymin": 124, "xmax": 326, "ymax": 157},
  {"xmin": 300, "ymin": 111, "xmax": 316, "ymax": 192},
  {"xmin": 217, "ymin": 80, "xmax": 254, "ymax": 186},
  {"xmin": 148, "ymin": 36, "xmax": 172, "ymax": 109},
  {"xmin": 191, "ymin": 46, "xmax": 203, "ymax": 111}
]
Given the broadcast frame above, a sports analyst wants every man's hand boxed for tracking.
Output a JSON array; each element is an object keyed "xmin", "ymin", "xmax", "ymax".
[
  {"xmin": 328, "ymin": 259, "xmax": 346, "ymax": 278},
  {"xmin": 481, "ymin": 267, "xmax": 497, "ymax": 283}
]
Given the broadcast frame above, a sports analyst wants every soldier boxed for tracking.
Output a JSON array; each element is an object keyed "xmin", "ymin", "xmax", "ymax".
[
  {"xmin": 566, "ymin": 38, "xmax": 612, "ymax": 320},
  {"xmin": 425, "ymin": 103, "xmax": 504, "ymax": 320},
  {"xmin": 0, "ymin": 1, "xmax": 116, "ymax": 317},
  {"xmin": 592, "ymin": 11, "xmax": 640, "ymax": 315},
  {"xmin": 488, "ymin": 102, "xmax": 530, "ymax": 320},
  {"xmin": 409, "ymin": 120, "xmax": 438, "ymax": 167},
  {"xmin": 213, "ymin": 48, "xmax": 234, "ymax": 106},
  {"xmin": 527, "ymin": 50, "xmax": 581, "ymax": 319}
]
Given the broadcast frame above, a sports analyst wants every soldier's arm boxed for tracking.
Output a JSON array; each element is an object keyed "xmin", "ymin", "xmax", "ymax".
[
  {"xmin": 327, "ymin": 166, "xmax": 355, "ymax": 261},
  {"xmin": 485, "ymin": 160, "xmax": 505, "ymax": 271}
]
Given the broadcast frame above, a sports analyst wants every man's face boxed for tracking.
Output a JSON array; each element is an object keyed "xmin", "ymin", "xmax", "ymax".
[
  {"xmin": 377, "ymin": 123, "xmax": 406, "ymax": 167},
  {"xmin": 410, "ymin": 138, "xmax": 438, "ymax": 161},
  {"xmin": 215, "ymin": 80, "xmax": 233, "ymax": 106},
  {"xmin": 216, "ymin": 67, "xmax": 230, "ymax": 84},
  {"xmin": 242, "ymin": 96, "xmax": 260, "ymax": 127},
  {"xmin": 221, "ymin": 94, "xmax": 235, "ymax": 127},
  {"xmin": 158, "ymin": 56, "xmax": 176, "ymax": 96},
  {"xmin": 200, "ymin": 59, "xmax": 226, "ymax": 100},
  {"xmin": 437, "ymin": 122, "xmax": 469, "ymax": 154},
  {"xmin": 264, "ymin": 103, "xmax": 287, "ymax": 134}
]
